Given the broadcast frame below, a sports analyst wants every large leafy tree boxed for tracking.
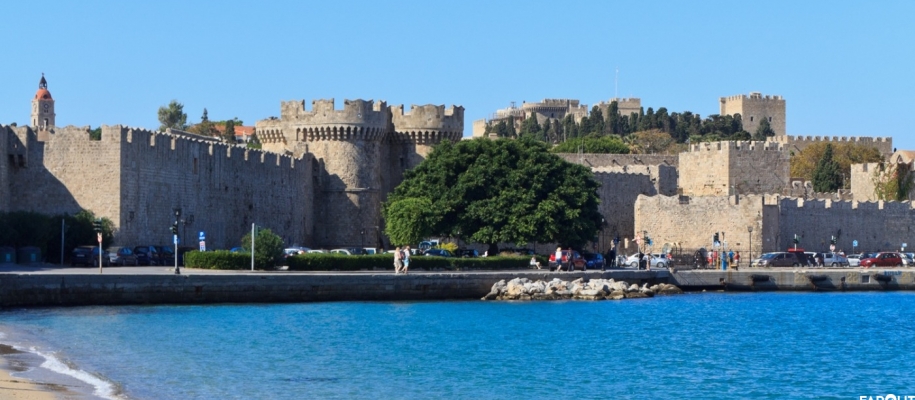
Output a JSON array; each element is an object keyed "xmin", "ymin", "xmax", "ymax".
[
  {"xmin": 812, "ymin": 144, "xmax": 843, "ymax": 192},
  {"xmin": 157, "ymin": 100, "xmax": 188, "ymax": 131},
  {"xmin": 872, "ymin": 161, "xmax": 914, "ymax": 201},
  {"xmin": 189, "ymin": 108, "xmax": 215, "ymax": 136},
  {"xmin": 222, "ymin": 120, "xmax": 237, "ymax": 143},
  {"xmin": 790, "ymin": 142, "xmax": 883, "ymax": 188},
  {"xmin": 383, "ymin": 138, "xmax": 602, "ymax": 254}
]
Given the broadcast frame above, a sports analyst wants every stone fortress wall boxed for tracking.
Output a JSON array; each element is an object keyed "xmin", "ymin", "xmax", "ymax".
[
  {"xmin": 678, "ymin": 141, "xmax": 789, "ymax": 197},
  {"xmin": 2, "ymin": 124, "xmax": 310, "ymax": 250},
  {"xmin": 556, "ymin": 153, "xmax": 678, "ymax": 169},
  {"xmin": 719, "ymin": 92, "xmax": 786, "ymax": 136},
  {"xmin": 767, "ymin": 134, "xmax": 894, "ymax": 159},
  {"xmin": 635, "ymin": 193, "xmax": 915, "ymax": 258}
]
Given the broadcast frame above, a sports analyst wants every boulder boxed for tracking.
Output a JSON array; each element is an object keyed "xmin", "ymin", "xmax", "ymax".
[
  {"xmin": 625, "ymin": 291, "xmax": 652, "ymax": 299},
  {"xmin": 628, "ymin": 284, "xmax": 640, "ymax": 292},
  {"xmin": 576, "ymin": 289, "xmax": 603, "ymax": 300}
]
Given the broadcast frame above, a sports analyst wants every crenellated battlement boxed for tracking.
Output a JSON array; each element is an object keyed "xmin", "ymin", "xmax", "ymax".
[
  {"xmin": 389, "ymin": 104, "xmax": 464, "ymax": 144},
  {"xmin": 688, "ymin": 140, "xmax": 783, "ymax": 153},
  {"xmin": 770, "ymin": 135, "xmax": 892, "ymax": 144},
  {"xmin": 719, "ymin": 92, "xmax": 785, "ymax": 102},
  {"xmin": 278, "ymin": 98, "xmax": 389, "ymax": 128},
  {"xmin": 778, "ymin": 196, "xmax": 915, "ymax": 211}
]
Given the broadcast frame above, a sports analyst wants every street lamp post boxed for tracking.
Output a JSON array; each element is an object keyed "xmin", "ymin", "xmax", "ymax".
[
  {"xmin": 173, "ymin": 208, "xmax": 181, "ymax": 275},
  {"xmin": 747, "ymin": 226, "xmax": 753, "ymax": 264}
]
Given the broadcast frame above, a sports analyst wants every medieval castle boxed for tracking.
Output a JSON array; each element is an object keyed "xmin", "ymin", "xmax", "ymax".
[{"xmin": 0, "ymin": 76, "xmax": 909, "ymax": 259}]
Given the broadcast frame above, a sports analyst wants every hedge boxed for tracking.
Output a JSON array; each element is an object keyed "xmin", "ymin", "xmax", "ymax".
[
  {"xmin": 184, "ymin": 250, "xmax": 251, "ymax": 270},
  {"xmin": 286, "ymin": 253, "xmax": 535, "ymax": 271}
]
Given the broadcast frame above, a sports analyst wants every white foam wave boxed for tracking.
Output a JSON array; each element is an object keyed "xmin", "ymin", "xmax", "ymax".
[{"xmin": 30, "ymin": 347, "xmax": 122, "ymax": 400}]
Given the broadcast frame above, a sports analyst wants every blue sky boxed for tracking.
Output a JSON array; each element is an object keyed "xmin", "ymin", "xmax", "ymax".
[{"xmin": 2, "ymin": 1, "xmax": 913, "ymax": 148}]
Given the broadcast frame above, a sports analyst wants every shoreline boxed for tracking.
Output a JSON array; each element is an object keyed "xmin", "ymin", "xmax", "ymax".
[{"xmin": 0, "ymin": 344, "xmax": 68, "ymax": 400}]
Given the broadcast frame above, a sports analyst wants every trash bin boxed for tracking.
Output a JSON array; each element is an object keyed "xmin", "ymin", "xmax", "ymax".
[
  {"xmin": 0, "ymin": 247, "xmax": 15, "ymax": 264},
  {"xmin": 17, "ymin": 246, "xmax": 41, "ymax": 264}
]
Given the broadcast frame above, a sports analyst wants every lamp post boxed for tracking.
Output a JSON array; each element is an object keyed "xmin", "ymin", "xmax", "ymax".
[
  {"xmin": 747, "ymin": 226, "xmax": 753, "ymax": 263},
  {"xmin": 173, "ymin": 208, "xmax": 181, "ymax": 275}
]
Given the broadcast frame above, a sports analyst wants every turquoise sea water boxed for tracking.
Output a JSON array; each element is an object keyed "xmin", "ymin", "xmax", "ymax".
[{"xmin": 2, "ymin": 292, "xmax": 915, "ymax": 399}]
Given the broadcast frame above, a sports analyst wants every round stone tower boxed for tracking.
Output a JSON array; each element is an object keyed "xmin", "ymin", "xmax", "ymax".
[
  {"xmin": 386, "ymin": 104, "xmax": 464, "ymax": 191},
  {"xmin": 260, "ymin": 98, "xmax": 389, "ymax": 248}
]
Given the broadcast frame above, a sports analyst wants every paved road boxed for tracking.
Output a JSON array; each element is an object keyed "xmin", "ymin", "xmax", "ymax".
[{"xmin": 0, "ymin": 264, "xmax": 628, "ymax": 276}]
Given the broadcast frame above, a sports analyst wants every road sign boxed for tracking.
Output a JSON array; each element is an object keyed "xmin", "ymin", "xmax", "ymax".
[
  {"xmin": 853, "ymin": 240, "xmax": 858, "ymax": 247},
  {"xmin": 199, "ymin": 231, "xmax": 205, "ymax": 241},
  {"xmin": 97, "ymin": 232, "xmax": 102, "ymax": 243},
  {"xmin": 173, "ymin": 235, "xmax": 179, "ymax": 245},
  {"xmin": 830, "ymin": 244, "xmax": 835, "ymax": 252},
  {"xmin": 903, "ymin": 243, "xmax": 908, "ymax": 249},
  {"xmin": 199, "ymin": 241, "xmax": 206, "ymax": 252}
]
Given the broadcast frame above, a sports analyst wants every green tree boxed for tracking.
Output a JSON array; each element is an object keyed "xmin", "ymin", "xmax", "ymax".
[
  {"xmin": 506, "ymin": 117, "xmax": 517, "ymax": 138},
  {"xmin": 872, "ymin": 162, "xmax": 914, "ymax": 201},
  {"xmin": 754, "ymin": 117, "xmax": 776, "ymax": 140},
  {"xmin": 157, "ymin": 100, "xmax": 188, "ymax": 131},
  {"xmin": 384, "ymin": 138, "xmax": 602, "ymax": 254},
  {"xmin": 223, "ymin": 120, "xmax": 237, "ymax": 143},
  {"xmin": 190, "ymin": 108, "xmax": 215, "ymax": 136},
  {"xmin": 589, "ymin": 106, "xmax": 604, "ymax": 135},
  {"xmin": 241, "ymin": 227, "xmax": 285, "ymax": 270},
  {"xmin": 790, "ymin": 142, "xmax": 883, "ymax": 188},
  {"xmin": 89, "ymin": 127, "xmax": 101, "ymax": 141},
  {"xmin": 246, "ymin": 133, "xmax": 262, "ymax": 149},
  {"xmin": 551, "ymin": 134, "xmax": 630, "ymax": 154},
  {"xmin": 384, "ymin": 197, "xmax": 435, "ymax": 246},
  {"xmin": 811, "ymin": 144, "xmax": 842, "ymax": 192},
  {"xmin": 519, "ymin": 114, "xmax": 541, "ymax": 139},
  {"xmin": 606, "ymin": 101, "xmax": 620, "ymax": 134}
]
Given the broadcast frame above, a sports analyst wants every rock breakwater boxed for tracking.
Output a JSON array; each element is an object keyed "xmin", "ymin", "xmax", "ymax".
[{"xmin": 481, "ymin": 277, "xmax": 683, "ymax": 301}]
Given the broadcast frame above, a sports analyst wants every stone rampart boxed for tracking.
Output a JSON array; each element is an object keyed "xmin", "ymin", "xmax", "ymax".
[
  {"xmin": 557, "ymin": 153, "xmax": 679, "ymax": 169},
  {"xmin": 592, "ymin": 165, "xmax": 677, "ymax": 252},
  {"xmin": 5, "ymin": 124, "xmax": 312, "ymax": 249},
  {"xmin": 678, "ymin": 141, "xmax": 789, "ymax": 196},
  {"xmin": 768, "ymin": 135, "xmax": 893, "ymax": 159},
  {"xmin": 634, "ymin": 194, "xmax": 771, "ymax": 257},
  {"xmin": 0, "ymin": 126, "xmax": 12, "ymax": 211},
  {"xmin": 776, "ymin": 197, "xmax": 915, "ymax": 253}
]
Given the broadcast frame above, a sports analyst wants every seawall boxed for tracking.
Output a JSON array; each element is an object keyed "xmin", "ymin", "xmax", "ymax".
[
  {"xmin": 0, "ymin": 270, "xmax": 667, "ymax": 307},
  {"xmin": 670, "ymin": 268, "xmax": 915, "ymax": 291}
]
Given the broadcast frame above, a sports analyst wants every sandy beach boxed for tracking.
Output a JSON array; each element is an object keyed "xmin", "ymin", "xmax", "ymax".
[{"xmin": 0, "ymin": 345, "xmax": 67, "ymax": 400}]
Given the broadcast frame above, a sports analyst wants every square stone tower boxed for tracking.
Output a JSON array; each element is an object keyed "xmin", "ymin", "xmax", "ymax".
[{"xmin": 720, "ymin": 92, "xmax": 785, "ymax": 136}]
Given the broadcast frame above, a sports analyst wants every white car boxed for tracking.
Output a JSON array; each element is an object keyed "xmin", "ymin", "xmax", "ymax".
[
  {"xmin": 846, "ymin": 254, "xmax": 861, "ymax": 267},
  {"xmin": 624, "ymin": 253, "xmax": 669, "ymax": 269}
]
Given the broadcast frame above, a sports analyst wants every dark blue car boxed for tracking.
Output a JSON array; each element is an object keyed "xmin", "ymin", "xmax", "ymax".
[{"xmin": 582, "ymin": 253, "xmax": 605, "ymax": 269}]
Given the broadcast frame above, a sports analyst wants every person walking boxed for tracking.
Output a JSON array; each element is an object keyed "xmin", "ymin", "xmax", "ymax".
[
  {"xmin": 394, "ymin": 246, "xmax": 403, "ymax": 274},
  {"xmin": 402, "ymin": 246, "xmax": 411, "ymax": 274},
  {"xmin": 735, "ymin": 251, "xmax": 741, "ymax": 268},
  {"xmin": 554, "ymin": 247, "xmax": 563, "ymax": 272}
]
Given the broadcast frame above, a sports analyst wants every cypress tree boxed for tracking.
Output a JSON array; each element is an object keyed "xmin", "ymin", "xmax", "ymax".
[{"xmin": 812, "ymin": 144, "xmax": 842, "ymax": 192}]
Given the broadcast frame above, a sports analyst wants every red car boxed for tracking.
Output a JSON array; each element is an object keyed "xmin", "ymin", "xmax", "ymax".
[
  {"xmin": 860, "ymin": 252, "xmax": 903, "ymax": 268},
  {"xmin": 549, "ymin": 249, "xmax": 587, "ymax": 271}
]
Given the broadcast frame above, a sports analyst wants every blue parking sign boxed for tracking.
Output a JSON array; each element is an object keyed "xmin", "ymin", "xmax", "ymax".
[{"xmin": 199, "ymin": 231, "xmax": 205, "ymax": 241}]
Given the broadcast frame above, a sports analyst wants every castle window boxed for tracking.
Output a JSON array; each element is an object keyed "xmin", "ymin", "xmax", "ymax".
[
  {"xmin": 7, "ymin": 155, "xmax": 14, "ymax": 167},
  {"xmin": 193, "ymin": 158, "xmax": 198, "ymax": 174},
  {"xmin": 17, "ymin": 155, "xmax": 25, "ymax": 167},
  {"xmin": 399, "ymin": 157, "xmax": 405, "ymax": 169},
  {"xmin": 768, "ymin": 117, "xmax": 772, "ymax": 122},
  {"xmin": 750, "ymin": 116, "xmax": 754, "ymax": 122}
]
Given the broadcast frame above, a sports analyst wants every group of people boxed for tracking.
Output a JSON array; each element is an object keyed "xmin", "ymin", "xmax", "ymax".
[
  {"xmin": 393, "ymin": 246, "xmax": 411, "ymax": 274},
  {"xmin": 708, "ymin": 250, "xmax": 741, "ymax": 269}
]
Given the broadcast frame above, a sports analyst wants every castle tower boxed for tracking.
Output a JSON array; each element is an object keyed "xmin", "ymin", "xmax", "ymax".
[
  {"xmin": 31, "ymin": 74, "xmax": 56, "ymax": 130},
  {"xmin": 256, "ymin": 98, "xmax": 389, "ymax": 248},
  {"xmin": 719, "ymin": 92, "xmax": 785, "ymax": 136},
  {"xmin": 385, "ymin": 104, "xmax": 463, "ymax": 194}
]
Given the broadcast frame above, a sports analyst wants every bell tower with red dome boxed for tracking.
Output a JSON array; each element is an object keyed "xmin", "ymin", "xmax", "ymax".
[{"xmin": 31, "ymin": 73, "xmax": 55, "ymax": 129}]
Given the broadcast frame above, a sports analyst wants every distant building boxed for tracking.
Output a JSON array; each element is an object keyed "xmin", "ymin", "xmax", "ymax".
[{"xmin": 719, "ymin": 92, "xmax": 786, "ymax": 136}]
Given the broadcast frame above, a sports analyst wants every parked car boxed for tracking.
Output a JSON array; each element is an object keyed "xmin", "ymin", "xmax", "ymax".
[
  {"xmin": 549, "ymin": 249, "xmax": 586, "ymax": 271},
  {"xmin": 454, "ymin": 248, "xmax": 480, "ymax": 258},
  {"xmin": 133, "ymin": 245, "xmax": 162, "ymax": 266},
  {"xmin": 582, "ymin": 252, "xmax": 605, "ymax": 270},
  {"xmin": 846, "ymin": 253, "xmax": 862, "ymax": 267},
  {"xmin": 284, "ymin": 247, "xmax": 309, "ymax": 257},
  {"xmin": 107, "ymin": 246, "xmax": 139, "ymax": 266},
  {"xmin": 330, "ymin": 249, "xmax": 354, "ymax": 255},
  {"xmin": 860, "ymin": 252, "xmax": 903, "ymax": 268},
  {"xmin": 750, "ymin": 251, "xmax": 811, "ymax": 267},
  {"xmin": 423, "ymin": 249, "xmax": 454, "ymax": 257},
  {"xmin": 814, "ymin": 252, "xmax": 849, "ymax": 267},
  {"xmin": 71, "ymin": 246, "xmax": 109, "ymax": 267},
  {"xmin": 157, "ymin": 245, "xmax": 176, "ymax": 266},
  {"xmin": 902, "ymin": 253, "xmax": 914, "ymax": 267},
  {"xmin": 624, "ymin": 253, "xmax": 668, "ymax": 269}
]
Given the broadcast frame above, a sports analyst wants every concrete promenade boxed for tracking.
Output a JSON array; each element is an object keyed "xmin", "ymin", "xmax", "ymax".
[{"xmin": 1, "ymin": 264, "xmax": 912, "ymax": 307}]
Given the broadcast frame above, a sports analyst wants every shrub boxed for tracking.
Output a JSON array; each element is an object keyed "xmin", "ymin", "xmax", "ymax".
[
  {"xmin": 240, "ymin": 228, "xmax": 285, "ymax": 270},
  {"xmin": 184, "ymin": 250, "xmax": 251, "ymax": 270}
]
